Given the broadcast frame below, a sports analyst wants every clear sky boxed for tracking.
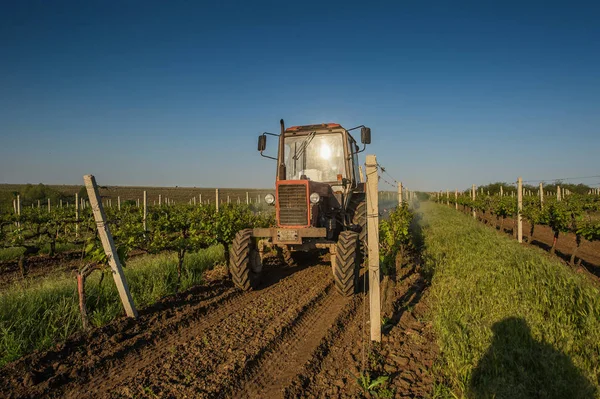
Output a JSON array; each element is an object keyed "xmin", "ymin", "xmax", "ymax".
[{"xmin": 1, "ymin": 1, "xmax": 599, "ymax": 191}]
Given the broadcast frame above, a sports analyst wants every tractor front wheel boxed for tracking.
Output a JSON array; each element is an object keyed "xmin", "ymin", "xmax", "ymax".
[
  {"xmin": 333, "ymin": 231, "xmax": 360, "ymax": 296},
  {"xmin": 230, "ymin": 229, "xmax": 262, "ymax": 291}
]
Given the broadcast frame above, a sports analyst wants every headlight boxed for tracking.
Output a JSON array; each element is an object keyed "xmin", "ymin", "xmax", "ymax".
[
  {"xmin": 265, "ymin": 193, "xmax": 275, "ymax": 205},
  {"xmin": 310, "ymin": 192, "xmax": 320, "ymax": 204}
]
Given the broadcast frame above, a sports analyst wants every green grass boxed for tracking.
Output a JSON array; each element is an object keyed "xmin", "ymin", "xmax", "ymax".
[
  {"xmin": 0, "ymin": 245, "xmax": 224, "ymax": 367},
  {"xmin": 420, "ymin": 203, "xmax": 600, "ymax": 399},
  {"xmin": 0, "ymin": 247, "xmax": 26, "ymax": 262}
]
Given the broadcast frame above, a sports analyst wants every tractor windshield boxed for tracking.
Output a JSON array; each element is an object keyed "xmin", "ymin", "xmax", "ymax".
[{"xmin": 284, "ymin": 133, "xmax": 346, "ymax": 182}]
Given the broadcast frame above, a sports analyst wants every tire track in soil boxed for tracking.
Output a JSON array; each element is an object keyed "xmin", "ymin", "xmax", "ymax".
[
  {"xmin": 231, "ymin": 284, "xmax": 352, "ymax": 399},
  {"xmin": 107, "ymin": 264, "xmax": 336, "ymax": 399},
  {"xmin": 72, "ymin": 262, "xmax": 333, "ymax": 399},
  {"xmin": 285, "ymin": 266, "xmax": 438, "ymax": 399}
]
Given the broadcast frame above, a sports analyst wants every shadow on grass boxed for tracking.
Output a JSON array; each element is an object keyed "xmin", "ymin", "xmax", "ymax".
[{"xmin": 470, "ymin": 317, "xmax": 596, "ymax": 399}]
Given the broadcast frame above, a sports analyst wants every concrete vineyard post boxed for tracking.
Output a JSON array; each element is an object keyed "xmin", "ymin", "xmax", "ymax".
[
  {"xmin": 143, "ymin": 191, "xmax": 147, "ymax": 231},
  {"xmin": 37, "ymin": 200, "xmax": 40, "ymax": 209},
  {"xmin": 500, "ymin": 186, "xmax": 503, "ymax": 197},
  {"xmin": 60, "ymin": 199, "xmax": 63, "ymax": 208},
  {"xmin": 398, "ymin": 182, "xmax": 403, "ymax": 205},
  {"xmin": 539, "ymin": 182, "xmax": 544, "ymax": 209},
  {"xmin": 455, "ymin": 189, "xmax": 458, "ymax": 210},
  {"xmin": 159, "ymin": 195, "xmax": 162, "ymax": 206},
  {"xmin": 517, "ymin": 177, "xmax": 523, "ymax": 243},
  {"xmin": 557, "ymin": 186, "xmax": 561, "ymax": 202},
  {"xmin": 227, "ymin": 195, "xmax": 230, "ymax": 204},
  {"xmin": 75, "ymin": 193, "xmax": 79, "ymax": 238},
  {"xmin": 216, "ymin": 189, "xmax": 219, "ymax": 213},
  {"xmin": 83, "ymin": 174, "xmax": 138, "ymax": 319},
  {"xmin": 246, "ymin": 192, "xmax": 249, "ymax": 205},
  {"xmin": 446, "ymin": 190, "xmax": 449, "ymax": 206},
  {"xmin": 118, "ymin": 196, "xmax": 121, "ymax": 210},
  {"xmin": 48, "ymin": 198, "xmax": 51, "ymax": 212},
  {"xmin": 365, "ymin": 155, "xmax": 381, "ymax": 343},
  {"xmin": 472, "ymin": 184, "xmax": 476, "ymax": 219}
]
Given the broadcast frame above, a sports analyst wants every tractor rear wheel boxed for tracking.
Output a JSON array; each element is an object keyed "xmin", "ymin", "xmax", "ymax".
[
  {"xmin": 333, "ymin": 231, "xmax": 360, "ymax": 296},
  {"xmin": 230, "ymin": 229, "xmax": 262, "ymax": 291}
]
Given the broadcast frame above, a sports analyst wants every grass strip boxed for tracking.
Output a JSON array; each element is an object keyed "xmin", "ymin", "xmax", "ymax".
[
  {"xmin": 421, "ymin": 203, "xmax": 600, "ymax": 399},
  {"xmin": 0, "ymin": 245, "xmax": 224, "ymax": 367}
]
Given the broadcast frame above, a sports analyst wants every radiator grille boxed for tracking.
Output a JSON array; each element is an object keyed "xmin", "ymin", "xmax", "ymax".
[{"xmin": 278, "ymin": 185, "xmax": 308, "ymax": 226}]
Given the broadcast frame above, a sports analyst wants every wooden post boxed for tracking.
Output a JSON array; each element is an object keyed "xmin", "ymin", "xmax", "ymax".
[
  {"xmin": 539, "ymin": 182, "xmax": 544, "ymax": 209},
  {"xmin": 143, "ymin": 191, "xmax": 147, "ymax": 231},
  {"xmin": 83, "ymin": 175, "xmax": 138, "ymax": 319},
  {"xmin": 471, "ymin": 184, "xmax": 476, "ymax": 219},
  {"xmin": 215, "ymin": 189, "xmax": 220, "ymax": 213},
  {"xmin": 365, "ymin": 155, "xmax": 381, "ymax": 342},
  {"xmin": 398, "ymin": 182, "xmax": 403, "ymax": 205},
  {"xmin": 517, "ymin": 177, "xmax": 523, "ymax": 243},
  {"xmin": 557, "ymin": 186, "xmax": 561, "ymax": 202}
]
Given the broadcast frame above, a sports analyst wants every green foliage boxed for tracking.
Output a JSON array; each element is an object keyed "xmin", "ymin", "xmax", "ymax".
[
  {"xmin": 357, "ymin": 372, "xmax": 392, "ymax": 398},
  {"xmin": 379, "ymin": 204, "xmax": 413, "ymax": 275}
]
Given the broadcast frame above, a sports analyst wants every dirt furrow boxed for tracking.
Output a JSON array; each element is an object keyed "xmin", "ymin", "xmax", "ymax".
[
  {"xmin": 103, "ymin": 263, "xmax": 335, "ymax": 398},
  {"xmin": 1, "ymin": 277, "xmax": 239, "ymax": 399},
  {"xmin": 232, "ymin": 285, "xmax": 351, "ymax": 399}
]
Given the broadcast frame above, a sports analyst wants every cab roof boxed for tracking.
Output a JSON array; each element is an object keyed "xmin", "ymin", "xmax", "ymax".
[{"xmin": 285, "ymin": 123, "xmax": 342, "ymax": 132}]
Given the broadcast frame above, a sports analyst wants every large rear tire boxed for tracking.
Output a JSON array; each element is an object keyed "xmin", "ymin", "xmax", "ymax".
[
  {"xmin": 333, "ymin": 231, "xmax": 360, "ymax": 296},
  {"xmin": 230, "ymin": 229, "xmax": 262, "ymax": 291}
]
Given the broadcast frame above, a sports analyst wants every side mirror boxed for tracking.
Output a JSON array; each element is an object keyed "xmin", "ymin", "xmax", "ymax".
[
  {"xmin": 258, "ymin": 135, "xmax": 267, "ymax": 151},
  {"xmin": 361, "ymin": 127, "xmax": 371, "ymax": 144}
]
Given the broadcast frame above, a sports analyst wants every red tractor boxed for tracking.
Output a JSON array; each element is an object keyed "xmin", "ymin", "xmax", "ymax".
[{"xmin": 229, "ymin": 120, "xmax": 371, "ymax": 296}]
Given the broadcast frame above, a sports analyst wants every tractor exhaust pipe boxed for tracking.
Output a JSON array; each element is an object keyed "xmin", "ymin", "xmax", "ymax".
[{"xmin": 278, "ymin": 119, "xmax": 286, "ymax": 180}]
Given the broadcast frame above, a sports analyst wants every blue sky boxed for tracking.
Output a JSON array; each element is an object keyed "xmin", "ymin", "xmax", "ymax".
[{"xmin": 1, "ymin": 1, "xmax": 599, "ymax": 191}]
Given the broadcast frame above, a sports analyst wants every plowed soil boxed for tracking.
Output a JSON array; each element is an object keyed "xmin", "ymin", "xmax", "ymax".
[{"xmin": 0, "ymin": 255, "xmax": 436, "ymax": 398}]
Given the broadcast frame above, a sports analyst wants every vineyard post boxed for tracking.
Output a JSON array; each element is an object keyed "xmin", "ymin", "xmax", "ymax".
[
  {"xmin": 446, "ymin": 190, "xmax": 449, "ymax": 206},
  {"xmin": 500, "ymin": 186, "xmax": 503, "ymax": 197},
  {"xmin": 517, "ymin": 177, "xmax": 523, "ymax": 243},
  {"xmin": 557, "ymin": 186, "xmax": 561, "ymax": 202},
  {"xmin": 37, "ymin": 199, "xmax": 40, "ymax": 209},
  {"xmin": 136, "ymin": 198, "xmax": 140, "ymax": 207},
  {"xmin": 143, "ymin": 191, "xmax": 147, "ymax": 231},
  {"xmin": 118, "ymin": 196, "xmax": 121, "ymax": 210},
  {"xmin": 60, "ymin": 199, "xmax": 63, "ymax": 208},
  {"xmin": 365, "ymin": 154, "xmax": 381, "ymax": 343},
  {"xmin": 471, "ymin": 184, "xmax": 476, "ymax": 219},
  {"xmin": 455, "ymin": 189, "xmax": 458, "ymax": 210},
  {"xmin": 159, "ymin": 195, "xmax": 162, "ymax": 206},
  {"xmin": 75, "ymin": 193, "xmax": 79, "ymax": 238},
  {"xmin": 246, "ymin": 192, "xmax": 249, "ymax": 205},
  {"xmin": 539, "ymin": 182, "xmax": 544, "ymax": 209},
  {"xmin": 16, "ymin": 195, "xmax": 21, "ymax": 227},
  {"xmin": 227, "ymin": 195, "xmax": 230, "ymax": 204},
  {"xmin": 397, "ymin": 182, "xmax": 403, "ymax": 205},
  {"xmin": 48, "ymin": 198, "xmax": 51, "ymax": 212},
  {"xmin": 216, "ymin": 189, "xmax": 220, "ymax": 213},
  {"xmin": 83, "ymin": 174, "xmax": 138, "ymax": 319}
]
